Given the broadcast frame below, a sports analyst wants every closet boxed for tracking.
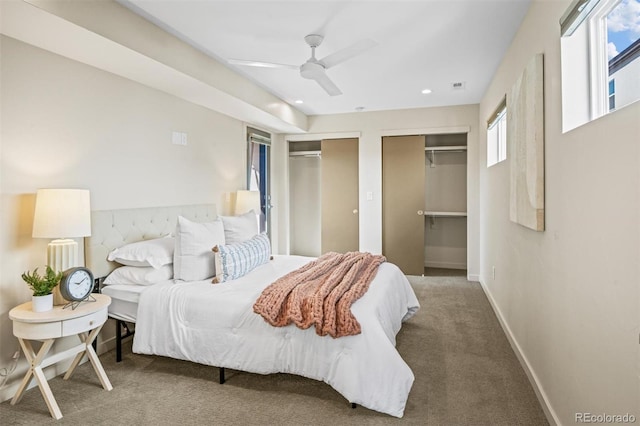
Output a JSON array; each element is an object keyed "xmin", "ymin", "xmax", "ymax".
[
  {"xmin": 288, "ymin": 138, "xmax": 359, "ymax": 256},
  {"xmin": 382, "ymin": 133, "xmax": 467, "ymax": 275},
  {"xmin": 289, "ymin": 141, "xmax": 322, "ymax": 256}
]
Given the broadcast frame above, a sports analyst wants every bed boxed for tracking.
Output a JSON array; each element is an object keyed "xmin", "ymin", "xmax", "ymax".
[{"xmin": 86, "ymin": 204, "xmax": 420, "ymax": 418}]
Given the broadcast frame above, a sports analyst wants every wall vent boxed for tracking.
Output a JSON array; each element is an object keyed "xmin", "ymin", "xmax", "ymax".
[{"xmin": 451, "ymin": 81, "xmax": 466, "ymax": 90}]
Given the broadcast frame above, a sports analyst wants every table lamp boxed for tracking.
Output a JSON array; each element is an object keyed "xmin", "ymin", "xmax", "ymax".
[
  {"xmin": 235, "ymin": 190, "xmax": 261, "ymax": 231},
  {"xmin": 32, "ymin": 189, "xmax": 91, "ymax": 303},
  {"xmin": 235, "ymin": 190, "xmax": 261, "ymax": 215}
]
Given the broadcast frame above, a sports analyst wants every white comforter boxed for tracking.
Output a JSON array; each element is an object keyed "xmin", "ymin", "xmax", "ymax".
[{"xmin": 132, "ymin": 255, "xmax": 420, "ymax": 417}]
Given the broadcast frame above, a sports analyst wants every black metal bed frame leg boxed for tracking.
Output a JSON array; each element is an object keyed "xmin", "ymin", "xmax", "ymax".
[
  {"xmin": 219, "ymin": 367, "xmax": 225, "ymax": 384},
  {"xmin": 116, "ymin": 319, "xmax": 123, "ymax": 362}
]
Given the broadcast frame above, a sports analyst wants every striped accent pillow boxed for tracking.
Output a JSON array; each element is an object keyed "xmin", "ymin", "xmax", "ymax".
[{"xmin": 212, "ymin": 234, "xmax": 271, "ymax": 283}]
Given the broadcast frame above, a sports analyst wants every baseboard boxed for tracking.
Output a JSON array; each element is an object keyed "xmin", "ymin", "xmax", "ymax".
[
  {"xmin": 0, "ymin": 336, "xmax": 117, "ymax": 404},
  {"xmin": 467, "ymin": 273, "xmax": 480, "ymax": 282},
  {"xmin": 479, "ymin": 279, "xmax": 561, "ymax": 426},
  {"xmin": 424, "ymin": 261, "xmax": 467, "ymax": 270}
]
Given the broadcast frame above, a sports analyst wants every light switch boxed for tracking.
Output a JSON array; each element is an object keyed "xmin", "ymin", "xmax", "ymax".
[
  {"xmin": 366, "ymin": 191, "xmax": 373, "ymax": 201},
  {"xmin": 172, "ymin": 131, "xmax": 182, "ymax": 145},
  {"xmin": 172, "ymin": 131, "xmax": 188, "ymax": 146}
]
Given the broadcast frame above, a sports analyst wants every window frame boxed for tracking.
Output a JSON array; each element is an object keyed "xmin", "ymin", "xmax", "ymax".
[
  {"xmin": 486, "ymin": 100, "xmax": 507, "ymax": 168},
  {"xmin": 587, "ymin": 0, "xmax": 620, "ymax": 119},
  {"xmin": 560, "ymin": 0, "xmax": 639, "ymax": 131},
  {"xmin": 246, "ymin": 127, "xmax": 272, "ymax": 236}
]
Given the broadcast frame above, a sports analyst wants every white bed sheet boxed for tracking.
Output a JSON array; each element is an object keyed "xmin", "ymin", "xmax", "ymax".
[
  {"xmin": 101, "ymin": 284, "xmax": 151, "ymax": 322},
  {"xmin": 132, "ymin": 255, "xmax": 420, "ymax": 417}
]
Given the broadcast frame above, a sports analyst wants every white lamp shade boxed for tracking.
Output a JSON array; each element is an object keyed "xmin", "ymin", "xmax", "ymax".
[
  {"xmin": 32, "ymin": 189, "xmax": 91, "ymax": 238},
  {"xmin": 235, "ymin": 190, "xmax": 261, "ymax": 215}
]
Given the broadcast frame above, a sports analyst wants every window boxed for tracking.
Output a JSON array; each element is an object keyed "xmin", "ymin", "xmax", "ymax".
[
  {"xmin": 560, "ymin": 0, "xmax": 640, "ymax": 131},
  {"xmin": 608, "ymin": 79, "xmax": 616, "ymax": 110},
  {"xmin": 487, "ymin": 101, "xmax": 507, "ymax": 167}
]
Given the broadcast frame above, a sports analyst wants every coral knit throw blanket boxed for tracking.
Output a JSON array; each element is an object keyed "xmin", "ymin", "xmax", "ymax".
[{"xmin": 253, "ymin": 251, "xmax": 386, "ymax": 338}]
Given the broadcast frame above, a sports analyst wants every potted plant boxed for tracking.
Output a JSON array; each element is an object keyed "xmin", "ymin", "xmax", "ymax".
[{"xmin": 21, "ymin": 266, "xmax": 62, "ymax": 312}]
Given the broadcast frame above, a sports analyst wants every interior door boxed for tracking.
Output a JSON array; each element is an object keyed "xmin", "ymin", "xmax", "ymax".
[
  {"xmin": 382, "ymin": 135, "xmax": 425, "ymax": 275},
  {"xmin": 321, "ymin": 138, "xmax": 359, "ymax": 253}
]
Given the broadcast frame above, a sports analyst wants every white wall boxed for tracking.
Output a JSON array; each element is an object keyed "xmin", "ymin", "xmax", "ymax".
[
  {"xmin": 479, "ymin": 1, "xmax": 639, "ymax": 424},
  {"xmin": 275, "ymin": 105, "xmax": 480, "ymax": 279},
  {"xmin": 0, "ymin": 36, "xmax": 246, "ymax": 401}
]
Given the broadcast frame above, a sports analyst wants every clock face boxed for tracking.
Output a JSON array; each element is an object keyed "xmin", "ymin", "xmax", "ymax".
[{"xmin": 61, "ymin": 267, "xmax": 94, "ymax": 302}]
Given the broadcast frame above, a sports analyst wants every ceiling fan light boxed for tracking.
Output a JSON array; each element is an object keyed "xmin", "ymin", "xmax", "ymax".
[{"xmin": 300, "ymin": 61, "xmax": 325, "ymax": 80}]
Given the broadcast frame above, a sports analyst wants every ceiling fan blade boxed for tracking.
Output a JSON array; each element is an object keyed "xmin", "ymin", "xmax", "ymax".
[
  {"xmin": 319, "ymin": 39, "xmax": 377, "ymax": 69},
  {"xmin": 227, "ymin": 59, "xmax": 299, "ymax": 70},
  {"xmin": 314, "ymin": 72, "xmax": 342, "ymax": 96}
]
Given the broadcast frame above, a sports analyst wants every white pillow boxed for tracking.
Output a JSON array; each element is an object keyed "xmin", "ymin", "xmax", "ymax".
[
  {"xmin": 174, "ymin": 216, "xmax": 225, "ymax": 281},
  {"xmin": 220, "ymin": 210, "xmax": 259, "ymax": 244},
  {"xmin": 104, "ymin": 265, "xmax": 173, "ymax": 286},
  {"xmin": 107, "ymin": 237, "xmax": 174, "ymax": 268}
]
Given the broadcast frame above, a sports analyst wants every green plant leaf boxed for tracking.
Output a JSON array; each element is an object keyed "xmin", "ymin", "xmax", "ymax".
[{"xmin": 21, "ymin": 266, "xmax": 62, "ymax": 297}]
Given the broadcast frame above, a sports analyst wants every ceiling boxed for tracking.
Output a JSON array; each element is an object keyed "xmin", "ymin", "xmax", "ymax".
[{"xmin": 118, "ymin": 0, "xmax": 531, "ymax": 116}]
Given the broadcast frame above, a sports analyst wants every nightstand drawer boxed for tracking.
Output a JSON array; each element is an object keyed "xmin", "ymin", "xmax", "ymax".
[
  {"xmin": 61, "ymin": 308, "xmax": 107, "ymax": 337},
  {"xmin": 14, "ymin": 321, "xmax": 61, "ymax": 340}
]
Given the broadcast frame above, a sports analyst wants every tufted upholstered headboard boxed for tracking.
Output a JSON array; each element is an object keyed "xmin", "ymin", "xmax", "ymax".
[{"xmin": 85, "ymin": 204, "xmax": 217, "ymax": 278}]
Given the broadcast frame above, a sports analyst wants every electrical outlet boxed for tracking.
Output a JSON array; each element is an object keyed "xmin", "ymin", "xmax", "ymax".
[{"xmin": 492, "ymin": 266, "xmax": 496, "ymax": 280}]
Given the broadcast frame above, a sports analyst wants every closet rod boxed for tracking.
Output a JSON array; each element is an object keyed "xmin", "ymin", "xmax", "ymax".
[
  {"xmin": 424, "ymin": 145, "xmax": 467, "ymax": 152},
  {"xmin": 289, "ymin": 150, "xmax": 321, "ymax": 158}
]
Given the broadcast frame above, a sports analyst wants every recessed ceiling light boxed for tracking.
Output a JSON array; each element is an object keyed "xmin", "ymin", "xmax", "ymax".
[
  {"xmin": 421, "ymin": 89, "xmax": 432, "ymax": 94},
  {"xmin": 295, "ymin": 100, "xmax": 303, "ymax": 104}
]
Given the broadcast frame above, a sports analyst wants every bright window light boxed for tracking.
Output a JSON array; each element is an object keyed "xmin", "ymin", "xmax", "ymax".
[
  {"xmin": 487, "ymin": 103, "xmax": 507, "ymax": 167},
  {"xmin": 560, "ymin": 0, "xmax": 640, "ymax": 132}
]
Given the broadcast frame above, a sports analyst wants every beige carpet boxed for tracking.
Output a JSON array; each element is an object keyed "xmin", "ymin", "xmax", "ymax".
[{"xmin": 0, "ymin": 274, "xmax": 548, "ymax": 425}]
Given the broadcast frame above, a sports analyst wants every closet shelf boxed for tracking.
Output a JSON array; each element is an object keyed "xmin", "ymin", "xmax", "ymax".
[
  {"xmin": 424, "ymin": 145, "xmax": 467, "ymax": 152},
  {"xmin": 289, "ymin": 150, "xmax": 321, "ymax": 158},
  {"xmin": 424, "ymin": 211, "xmax": 467, "ymax": 217}
]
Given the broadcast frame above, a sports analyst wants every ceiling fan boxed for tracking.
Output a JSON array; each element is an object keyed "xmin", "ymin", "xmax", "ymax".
[{"xmin": 228, "ymin": 34, "xmax": 377, "ymax": 96}]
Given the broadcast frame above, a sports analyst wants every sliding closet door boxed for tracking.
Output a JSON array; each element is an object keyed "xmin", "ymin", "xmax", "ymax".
[
  {"xmin": 321, "ymin": 138, "xmax": 359, "ymax": 253},
  {"xmin": 382, "ymin": 136, "xmax": 425, "ymax": 275}
]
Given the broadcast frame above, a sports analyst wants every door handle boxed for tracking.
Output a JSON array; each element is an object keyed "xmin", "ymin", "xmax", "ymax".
[
  {"xmin": 352, "ymin": 209, "xmax": 358, "ymax": 214},
  {"xmin": 417, "ymin": 210, "xmax": 424, "ymax": 216}
]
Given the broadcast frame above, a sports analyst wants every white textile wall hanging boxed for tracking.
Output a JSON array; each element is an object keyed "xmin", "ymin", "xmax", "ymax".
[{"xmin": 508, "ymin": 53, "xmax": 545, "ymax": 231}]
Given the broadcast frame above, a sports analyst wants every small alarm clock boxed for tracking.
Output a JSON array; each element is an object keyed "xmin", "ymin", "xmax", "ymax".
[{"xmin": 60, "ymin": 267, "xmax": 95, "ymax": 303}]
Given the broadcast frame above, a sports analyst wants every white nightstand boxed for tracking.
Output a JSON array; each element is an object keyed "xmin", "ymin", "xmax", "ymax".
[{"xmin": 9, "ymin": 294, "xmax": 113, "ymax": 419}]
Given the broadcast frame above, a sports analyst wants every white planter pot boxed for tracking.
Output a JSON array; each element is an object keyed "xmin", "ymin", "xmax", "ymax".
[{"xmin": 32, "ymin": 293, "xmax": 53, "ymax": 312}]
